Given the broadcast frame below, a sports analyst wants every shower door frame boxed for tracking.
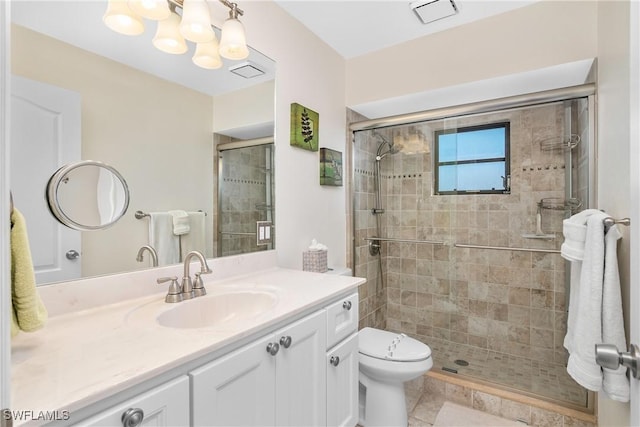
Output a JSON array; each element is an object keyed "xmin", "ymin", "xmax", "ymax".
[{"xmin": 349, "ymin": 83, "xmax": 597, "ymax": 413}]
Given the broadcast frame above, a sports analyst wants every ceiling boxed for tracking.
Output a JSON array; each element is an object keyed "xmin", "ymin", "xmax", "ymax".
[{"xmin": 274, "ymin": 0, "xmax": 539, "ymax": 59}]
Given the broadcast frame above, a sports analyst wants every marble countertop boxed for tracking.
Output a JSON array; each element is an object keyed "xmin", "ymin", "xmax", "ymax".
[{"xmin": 10, "ymin": 253, "xmax": 363, "ymax": 425}]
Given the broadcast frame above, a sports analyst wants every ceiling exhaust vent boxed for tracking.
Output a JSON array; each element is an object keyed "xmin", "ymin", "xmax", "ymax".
[
  {"xmin": 229, "ymin": 61, "xmax": 266, "ymax": 79},
  {"xmin": 411, "ymin": 0, "xmax": 458, "ymax": 25}
]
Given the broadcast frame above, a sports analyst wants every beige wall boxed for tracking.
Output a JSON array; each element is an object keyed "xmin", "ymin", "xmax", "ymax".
[
  {"xmin": 11, "ymin": 25, "xmax": 214, "ymax": 278},
  {"xmin": 346, "ymin": 1, "xmax": 598, "ymax": 108},
  {"xmin": 240, "ymin": 2, "xmax": 347, "ymax": 270},
  {"xmin": 596, "ymin": 1, "xmax": 632, "ymax": 425}
]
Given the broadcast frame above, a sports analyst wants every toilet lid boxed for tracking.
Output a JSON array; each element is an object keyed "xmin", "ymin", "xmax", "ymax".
[{"xmin": 358, "ymin": 327, "xmax": 431, "ymax": 362}]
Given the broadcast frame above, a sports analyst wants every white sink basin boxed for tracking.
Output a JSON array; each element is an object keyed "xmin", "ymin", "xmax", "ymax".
[
  {"xmin": 158, "ymin": 291, "xmax": 277, "ymax": 329},
  {"xmin": 126, "ymin": 287, "xmax": 279, "ymax": 329}
]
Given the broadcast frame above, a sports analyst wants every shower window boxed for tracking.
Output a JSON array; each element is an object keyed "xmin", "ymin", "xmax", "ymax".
[{"xmin": 434, "ymin": 122, "xmax": 510, "ymax": 194}]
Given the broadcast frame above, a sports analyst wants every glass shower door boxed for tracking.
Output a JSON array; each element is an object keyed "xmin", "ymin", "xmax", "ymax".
[{"xmin": 217, "ymin": 142, "xmax": 275, "ymax": 257}]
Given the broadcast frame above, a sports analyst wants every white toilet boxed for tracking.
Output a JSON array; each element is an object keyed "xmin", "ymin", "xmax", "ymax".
[{"xmin": 358, "ymin": 327, "xmax": 433, "ymax": 427}]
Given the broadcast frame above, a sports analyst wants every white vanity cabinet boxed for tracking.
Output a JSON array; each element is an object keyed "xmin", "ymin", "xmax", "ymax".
[
  {"xmin": 72, "ymin": 376, "xmax": 190, "ymax": 427},
  {"xmin": 190, "ymin": 310, "xmax": 327, "ymax": 426}
]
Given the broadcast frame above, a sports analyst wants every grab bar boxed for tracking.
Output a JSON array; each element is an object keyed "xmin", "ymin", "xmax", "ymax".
[
  {"xmin": 363, "ymin": 237, "xmax": 447, "ymax": 245},
  {"xmin": 453, "ymin": 243, "xmax": 561, "ymax": 254}
]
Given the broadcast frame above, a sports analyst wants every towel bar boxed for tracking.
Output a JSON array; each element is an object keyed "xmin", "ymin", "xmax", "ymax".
[
  {"xmin": 135, "ymin": 209, "xmax": 207, "ymax": 219},
  {"xmin": 603, "ymin": 217, "xmax": 630, "ymax": 227}
]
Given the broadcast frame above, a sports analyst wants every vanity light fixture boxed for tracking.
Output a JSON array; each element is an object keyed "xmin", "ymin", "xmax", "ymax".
[{"xmin": 103, "ymin": 0, "xmax": 249, "ymax": 70}]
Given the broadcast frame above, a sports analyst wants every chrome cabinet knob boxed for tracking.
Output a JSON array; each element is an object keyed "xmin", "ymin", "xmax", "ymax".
[
  {"xmin": 342, "ymin": 301, "xmax": 352, "ymax": 310},
  {"xmin": 279, "ymin": 336, "xmax": 292, "ymax": 348},
  {"xmin": 329, "ymin": 356, "xmax": 340, "ymax": 367},
  {"xmin": 66, "ymin": 249, "xmax": 80, "ymax": 260},
  {"xmin": 596, "ymin": 343, "xmax": 640, "ymax": 379},
  {"xmin": 266, "ymin": 342, "xmax": 280, "ymax": 356},
  {"xmin": 121, "ymin": 408, "xmax": 144, "ymax": 427}
]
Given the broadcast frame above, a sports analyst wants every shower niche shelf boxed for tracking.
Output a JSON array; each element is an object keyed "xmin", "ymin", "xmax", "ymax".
[
  {"xmin": 539, "ymin": 134, "xmax": 581, "ymax": 152},
  {"xmin": 539, "ymin": 197, "xmax": 582, "ymax": 212}
]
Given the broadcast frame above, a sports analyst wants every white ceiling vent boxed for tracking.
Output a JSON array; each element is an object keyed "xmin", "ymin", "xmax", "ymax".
[
  {"xmin": 411, "ymin": 0, "xmax": 458, "ymax": 25},
  {"xmin": 229, "ymin": 61, "xmax": 266, "ymax": 79}
]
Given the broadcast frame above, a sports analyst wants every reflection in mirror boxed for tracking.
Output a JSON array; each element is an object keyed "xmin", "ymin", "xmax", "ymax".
[
  {"xmin": 10, "ymin": 1, "xmax": 275, "ymax": 286},
  {"xmin": 47, "ymin": 161, "xmax": 130, "ymax": 231}
]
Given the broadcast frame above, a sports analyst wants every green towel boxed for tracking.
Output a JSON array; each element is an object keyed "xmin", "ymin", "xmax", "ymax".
[{"xmin": 10, "ymin": 207, "xmax": 47, "ymax": 337}]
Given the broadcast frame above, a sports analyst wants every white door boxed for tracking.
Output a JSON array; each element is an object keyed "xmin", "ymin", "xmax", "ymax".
[
  {"xmin": 326, "ymin": 333, "xmax": 359, "ymax": 427},
  {"xmin": 275, "ymin": 310, "xmax": 327, "ymax": 427},
  {"xmin": 190, "ymin": 335, "xmax": 276, "ymax": 426},
  {"xmin": 72, "ymin": 376, "xmax": 190, "ymax": 426},
  {"xmin": 10, "ymin": 76, "xmax": 81, "ymax": 284}
]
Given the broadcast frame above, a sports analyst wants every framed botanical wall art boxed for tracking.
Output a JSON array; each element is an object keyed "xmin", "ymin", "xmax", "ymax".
[
  {"xmin": 319, "ymin": 148, "xmax": 343, "ymax": 186},
  {"xmin": 290, "ymin": 103, "xmax": 319, "ymax": 151}
]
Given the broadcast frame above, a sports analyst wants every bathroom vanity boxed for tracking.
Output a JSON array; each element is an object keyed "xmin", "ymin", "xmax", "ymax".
[{"xmin": 10, "ymin": 252, "xmax": 363, "ymax": 426}]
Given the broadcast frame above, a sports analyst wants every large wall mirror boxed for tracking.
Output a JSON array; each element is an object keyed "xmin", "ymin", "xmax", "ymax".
[{"xmin": 10, "ymin": 0, "xmax": 275, "ymax": 286}]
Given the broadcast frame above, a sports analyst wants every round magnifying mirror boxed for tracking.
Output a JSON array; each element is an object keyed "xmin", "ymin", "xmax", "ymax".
[{"xmin": 46, "ymin": 160, "xmax": 130, "ymax": 231}]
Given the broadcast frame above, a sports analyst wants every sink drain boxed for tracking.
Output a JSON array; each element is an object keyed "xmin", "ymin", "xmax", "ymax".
[{"xmin": 454, "ymin": 359, "xmax": 469, "ymax": 366}]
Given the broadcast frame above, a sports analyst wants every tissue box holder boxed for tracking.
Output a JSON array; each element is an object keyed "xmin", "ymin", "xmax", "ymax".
[{"xmin": 303, "ymin": 249, "xmax": 328, "ymax": 273}]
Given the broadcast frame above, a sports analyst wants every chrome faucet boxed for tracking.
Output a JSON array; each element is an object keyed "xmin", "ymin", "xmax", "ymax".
[
  {"xmin": 136, "ymin": 245, "xmax": 158, "ymax": 267},
  {"xmin": 182, "ymin": 251, "xmax": 212, "ymax": 299}
]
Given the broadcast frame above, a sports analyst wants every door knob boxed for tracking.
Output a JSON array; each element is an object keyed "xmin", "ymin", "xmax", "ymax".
[
  {"xmin": 266, "ymin": 342, "xmax": 280, "ymax": 356},
  {"xmin": 121, "ymin": 407, "xmax": 144, "ymax": 427},
  {"xmin": 66, "ymin": 249, "xmax": 80, "ymax": 260},
  {"xmin": 329, "ymin": 356, "xmax": 340, "ymax": 367},
  {"xmin": 279, "ymin": 336, "xmax": 292, "ymax": 348},
  {"xmin": 595, "ymin": 343, "xmax": 640, "ymax": 379}
]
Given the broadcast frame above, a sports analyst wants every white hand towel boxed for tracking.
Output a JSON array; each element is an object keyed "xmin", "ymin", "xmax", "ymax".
[
  {"xmin": 602, "ymin": 224, "xmax": 629, "ymax": 402},
  {"xmin": 566, "ymin": 212, "xmax": 607, "ymax": 391},
  {"xmin": 168, "ymin": 210, "xmax": 190, "ymax": 236},
  {"xmin": 180, "ymin": 211, "xmax": 206, "ymax": 259},
  {"xmin": 149, "ymin": 212, "xmax": 180, "ymax": 266}
]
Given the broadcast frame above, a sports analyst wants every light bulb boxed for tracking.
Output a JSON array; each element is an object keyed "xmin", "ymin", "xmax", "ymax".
[
  {"xmin": 179, "ymin": 0, "xmax": 215, "ymax": 43},
  {"xmin": 219, "ymin": 17, "xmax": 248, "ymax": 60},
  {"xmin": 103, "ymin": 0, "xmax": 145, "ymax": 36},
  {"xmin": 193, "ymin": 38, "xmax": 223, "ymax": 70},
  {"xmin": 128, "ymin": 0, "xmax": 170, "ymax": 21},
  {"xmin": 153, "ymin": 12, "xmax": 188, "ymax": 54}
]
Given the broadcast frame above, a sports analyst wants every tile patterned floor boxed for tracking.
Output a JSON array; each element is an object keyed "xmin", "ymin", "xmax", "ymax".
[{"xmin": 427, "ymin": 338, "xmax": 588, "ymax": 407}]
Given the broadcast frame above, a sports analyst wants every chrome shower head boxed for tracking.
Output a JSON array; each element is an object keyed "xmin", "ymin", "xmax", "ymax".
[{"xmin": 374, "ymin": 130, "xmax": 401, "ymax": 161}]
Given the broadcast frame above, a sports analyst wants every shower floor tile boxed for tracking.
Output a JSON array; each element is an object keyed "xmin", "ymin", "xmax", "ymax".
[{"xmin": 428, "ymin": 338, "xmax": 588, "ymax": 407}]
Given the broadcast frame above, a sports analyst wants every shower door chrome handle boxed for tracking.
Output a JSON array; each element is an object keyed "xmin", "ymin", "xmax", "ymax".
[{"xmin": 595, "ymin": 343, "xmax": 640, "ymax": 379}]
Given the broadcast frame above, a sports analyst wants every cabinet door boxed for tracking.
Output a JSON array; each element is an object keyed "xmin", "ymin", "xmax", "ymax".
[
  {"xmin": 74, "ymin": 376, "xmax": 189, "ymax": 426},
  {"xmin": 326, "ymin": 333, "xmax": 359, "ymax": 427},
  {"xmin": 275, "ymin": 310, "xmax": 327, "ymax": 427},
  {"xmin": 190, "ymin": 335, "xmax": 276, "ymax": 427}
]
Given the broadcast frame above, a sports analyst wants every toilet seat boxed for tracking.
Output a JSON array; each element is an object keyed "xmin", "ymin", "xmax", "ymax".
[{"xmin": 359, "ymin": 327, "xmax": 431, "ymax": 362}]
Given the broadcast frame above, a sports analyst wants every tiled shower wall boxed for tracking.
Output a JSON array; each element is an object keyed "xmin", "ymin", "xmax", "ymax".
[
  {"xmin": 353, "ymin": 99, "xmax": 590, "ymax": 374},
  {"xmin": 217, "ymin": 144, "xmax": 273, "ymax": 257}
]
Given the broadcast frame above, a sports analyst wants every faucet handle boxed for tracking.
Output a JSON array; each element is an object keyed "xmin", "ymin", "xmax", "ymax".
[
  {"xmin": 157, "ymin": 276, "xmax": 182, "ymax": 303},
  {"xmin": 193, "ymin": 272, "xmax": 207, "ymax": 297}
]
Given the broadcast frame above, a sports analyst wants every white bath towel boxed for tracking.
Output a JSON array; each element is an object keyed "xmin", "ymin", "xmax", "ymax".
[
  {"xmin": 602, "ymin": 224, "xmax": 629, "ymax": 402},
  {"xmin": 566, "ymin": 212, "xmax": 607, "ymax": 391},
  {"xmin": 149, "ymin": 212, "xmax": 180, "ymax": 266},
  {"xmin": 180, "ymin": 211, "xmax": 206, "ymax": 259},
  {"xmin": 168, "ymin": 210, "xmax": 190, "ymax": 236}
]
